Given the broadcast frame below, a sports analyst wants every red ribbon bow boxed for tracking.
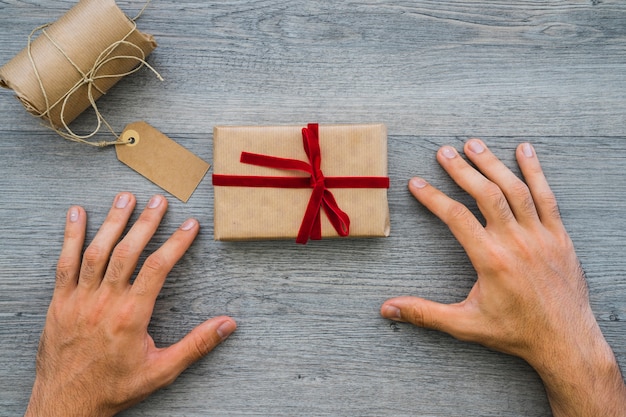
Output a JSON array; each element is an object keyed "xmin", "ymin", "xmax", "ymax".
[{"xmin": 213, "ymin": 123, "xmax": 390, "ymax": 244}]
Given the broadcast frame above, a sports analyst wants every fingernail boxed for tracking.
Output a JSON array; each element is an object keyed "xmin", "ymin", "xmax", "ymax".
[
  {"xmin": 69, "ymin": 207, "xmax": 80, "ymax": 223},
  {"xmin": 441, "ymin": 146, "xmax": 457, "ymax": 159},
  {"xmin": 216, "ymin": 319, "xmax": 237, "ymax": 340},
  {"xmin": 410, "ymin": 177, "xmax": 428, "ymax": 189},
  {"xmin": 468, "ymin": 139, "xmax": 485, "ymax": 154},
  {"xmin": 522, "ymin": 143, "xmax": 534, "ymax": 158},
  {"xmin": 147, "ymin": 195, "xmax": 162, "ymax": 209},
  {"xmin": 180, "ymin": 219, "xmax": 197, "ymax": 231},
  {"xmin": 382, "ymin": 305, "xmax": 401, "ymax": 320},
  {"xmin": 115, "ymin": 193, "xmax": 131, "ymax": 209}
]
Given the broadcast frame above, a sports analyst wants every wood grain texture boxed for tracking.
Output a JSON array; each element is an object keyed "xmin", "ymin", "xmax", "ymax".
[{"xmin": 0, "ymin": 1, "xmax": 625, "ymax": 416}]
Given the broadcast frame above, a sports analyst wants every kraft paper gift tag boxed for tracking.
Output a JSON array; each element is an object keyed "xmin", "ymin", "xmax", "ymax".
[
  {"xmin": 117, "ymin": 122, "xmax": 210, "ymax": 203},
  {"xmin": 0, "ymin": 0, "xmax": 157, "ymax": 134},
  {"xmin": 212, "ymin": 124, "xmax": 391, "ymax": 242}
]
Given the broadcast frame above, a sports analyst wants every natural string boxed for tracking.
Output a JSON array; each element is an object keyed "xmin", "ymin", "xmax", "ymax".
[
  {"xmin": 132, "ymin": 0, "xmax": 152, "ymax": 21},
  {"xmin": 26, "ymin": 0, "xmax": 161, "ymax": 147}
]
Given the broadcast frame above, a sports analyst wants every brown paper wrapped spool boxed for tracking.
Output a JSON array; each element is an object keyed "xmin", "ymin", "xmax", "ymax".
[{"xmin": 0, "ymin": 0, "xmax": 157, "ymax": 145}]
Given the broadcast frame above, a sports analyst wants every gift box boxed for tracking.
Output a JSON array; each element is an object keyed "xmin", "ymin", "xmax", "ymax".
[
  {"xmin": 212, "ymin": 123, "xmax": 390, "ymax": 243},
  {"xmin": 0, "ymin": 0, "xmax": 157, "ymax": 130}
]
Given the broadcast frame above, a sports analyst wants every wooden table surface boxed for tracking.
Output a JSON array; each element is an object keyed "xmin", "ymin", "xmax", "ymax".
[{"xmin": 1, "ymin": 1, "xmax": 625, "ymax": 416}]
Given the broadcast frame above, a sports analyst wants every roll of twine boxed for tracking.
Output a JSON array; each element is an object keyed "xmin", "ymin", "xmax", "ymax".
[{"xmin": 26, "ymin": 0, "xmax": 161, "ymax": 147}]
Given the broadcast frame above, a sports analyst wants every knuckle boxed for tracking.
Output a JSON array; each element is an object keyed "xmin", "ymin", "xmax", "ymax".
[
  {"xmin": 106, "ymin": 242, "xmax": 135, "ymax": 285},
  {"xmin": 519, "ymin": 194, "xmax": 537, "ymax": 217},
  {"xmin": 539, "ymin": 191, "xmax": 562, "ymax": 220},
  {"xmin": 64, "ymin": 227, "xmax": 83, "ymax": 241},
  {"xmin": 132, "ymin": 253, "xmax": 170, "ymax": 296},
  {"xmin": 111, "ymin": 241, "xmax": 134, "ymax": 262},
  {"xmin": 143, "ymin": 253, "xmax": 168, "ymax": 274},
  {"xmin": 446, "ymin": 202, "xmax": 485, "ymax": 240},
  {"xmin": 509, "ymin": 181, "xmax": 538, "ymax": 216},
  {"xmin": 549, "ymin": 203, "xmax": 562, "ymax": 221},
  {"xmin": 479, "ymin": 183, "xmax": 512, "ymax": 222},
  {"xmin": 83, "ymin": 244, "xmax": 108, "ymax": 267},
  {"xmin": 135, "ymin": 213, "xmax": 159, "ymax": 228},
  {"xmin": 55, "ymin": 256, "xmax": 77, "ymax": 287},
  {"xmin": 55, "ymin": 268, "xmax": 73, "ymax": 288},
  {"xmin": 492, "ymin": 195, "xmax": 512, "ymax": 221},
  {"xmin": 191, "ymin": 335, "xmax": 212, "ymax": 359},
  {"xmin": 80, "ymin": 245, "xmax": 109, "ymax": 280},
  {"xmin": 553, "ymin": 228, "xmax": 574, "ymax": 251},
  {"xmin": 105, "ymin": 259, "xmax": 127, "ymax": 286},
  {"xmin": 509, "ymin": 180, "xmax": 531, "ymax": 198},
  {"xmin": 408, "ymin": 304, "xmax": 440, "ymax": 331},
  {"xmin": 482, "ymin": 182, "xmax": 503, "ymax": 200},
  {"xmin": 112, "ymin": 302, "xmax": 138, "ymax": 331},
  {"xmin": 131, "ymin": 276, "xmax": 150, "ymax": 296},
  {"xmin": 446, "ymin": 201, "xmax": 472, "ymax": 222}
]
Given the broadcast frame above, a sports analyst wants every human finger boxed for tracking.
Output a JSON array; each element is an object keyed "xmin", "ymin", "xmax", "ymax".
[
  {"xmin": 436, "ymin": 145, "xmax": 515, "ymax": 226},
  {"xmin": 78, "ymin": 193, "xmax": 136, "ymax": 290},
  {"xmin": 381, "ymin": 296, "xmax": 475, "ymax": 342},
  {"xmin": 464, "ymin": 139, "xmax": 539, "ymax": 224},
  {"xmin": 150, "ymin": 316, "xmax": 237, "ymax": 387},
  {"xmin": 102, "ymin": 195, "xmax": 168, "ymax": 291},
  {"xmin": 516, "ymin": 143, "xmax": 564, "ymax": 229},
  {"xmin": 131, "ymin": 218, "xmax": 200, "ymax": 306},
  {"xmin": 408, "ymin": 177, "xmax": 488, "ymax": 258},
  {"xmin": 55, "ymin": 206, "xmax": 87, "ymax": 294}
]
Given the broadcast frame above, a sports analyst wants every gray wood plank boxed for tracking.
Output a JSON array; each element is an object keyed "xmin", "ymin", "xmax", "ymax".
[{"xmin": 0, "ymin": 1, "xmax": 625, "ymax": 416}]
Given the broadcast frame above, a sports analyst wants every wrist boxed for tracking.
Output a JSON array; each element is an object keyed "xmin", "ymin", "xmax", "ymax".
[
  {"xmin": 25, "ymin": 377, "xmax": 113, "ymax": 417},
  {"xmin": 527, "ymin": 324, "xmax": 626, "ymax": 417}
]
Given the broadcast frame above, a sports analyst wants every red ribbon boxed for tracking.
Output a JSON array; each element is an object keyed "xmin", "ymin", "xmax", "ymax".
[{"xmin": 213, "ymin": 123, "xmax": 390, "ymax": 244}]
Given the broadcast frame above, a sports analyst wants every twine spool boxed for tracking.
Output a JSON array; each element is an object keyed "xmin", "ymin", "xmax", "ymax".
[{"xmin": 0, "ymin": 0, "xmax": 160, "ymax": 147}]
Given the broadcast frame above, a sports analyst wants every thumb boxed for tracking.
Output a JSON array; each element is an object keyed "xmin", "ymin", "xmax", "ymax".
[
  {"xmin": 381, "ymin": 296, "xmax": 472, "ymax": 340},
  {"xmin": 153, "ymin": 316, "xmax": 237, "ymax": 385}
]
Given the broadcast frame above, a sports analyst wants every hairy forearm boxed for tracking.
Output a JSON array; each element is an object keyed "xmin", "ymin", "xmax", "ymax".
[
  {"xmin": 532, "ymin": 328, "xmax": 626, "ymax": 417},
  {"xmin": 25, "ymin": 378, "xmax": 112, "ymax": 417}
]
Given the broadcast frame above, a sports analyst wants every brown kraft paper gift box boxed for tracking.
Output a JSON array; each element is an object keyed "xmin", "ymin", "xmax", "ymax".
[
  {"xmin": 212, "ymin": 123, "xmax": 390, "ymax": 243},
  {"xmin": 0, "ymin": 0, "xmax": 157, "ymax": 130}
]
